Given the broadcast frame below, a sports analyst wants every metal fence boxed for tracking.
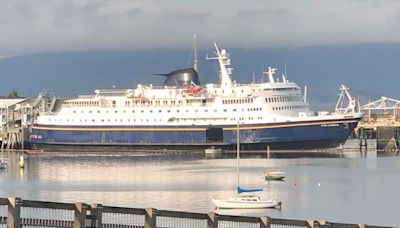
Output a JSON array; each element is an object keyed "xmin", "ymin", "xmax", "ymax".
[{"xmin": 0, "ymin": 197, "xmax": 387, "ymax": 228}]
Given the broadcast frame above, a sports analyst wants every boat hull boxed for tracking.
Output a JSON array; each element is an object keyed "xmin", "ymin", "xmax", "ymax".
[
  {"xmin": 29, "ymin": 117, "xmax": 360, "ymax": 152},
  {"xmin": 212, "ymin": 199, "xmax": 280, "ymax": 209}
]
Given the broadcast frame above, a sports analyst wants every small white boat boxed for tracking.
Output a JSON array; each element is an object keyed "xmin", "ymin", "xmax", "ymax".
[
  {"xmin": 0, "ymin": 159, "xmax": 7, "ymax": 169},
  {"xmin": 204, "ymin": 147, "xmax": 223, "ymax": 154},
  {"xmin": 264, "ymin": 171, "xmax": 286, "ymax": 181},
  {"xmin": 212, "ymin": 195, "xmax": 281, "ymax": 209}
]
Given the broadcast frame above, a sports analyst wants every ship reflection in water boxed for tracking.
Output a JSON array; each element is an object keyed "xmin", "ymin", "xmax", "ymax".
[{"xmin": 0, "ymin": 152, "xmax": 398, "ymax": 227}]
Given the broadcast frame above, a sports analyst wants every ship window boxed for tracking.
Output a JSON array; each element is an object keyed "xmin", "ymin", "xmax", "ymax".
[
  {"xmin": 97, "ymin": 110, "xmax": 100, "ymax": 113},
  {"xmin": 141, "ymin": 110, "xmax": 144, "ymax": 113},
  {"xmin": 177, "ymin": 110, "xmax": 180, "ymax": 113},
  {"xmin": 73, "ymin": 111, "xmax": 76, "ymax": 113},
  {"xmin": 167, "ymin": 110, "xmax": 171, "ymax": 113},
  {"xmin": 132, "ymin": 110, "xmax": 135, "ymax": 113},
  {"xmin": 223, "ymin": 109, "xmax": 227, "ymax": 112},
  {"xmin": 123, "ymin": 110, "xmax": 126, "ymax": 113},
  {"xmin": 233, "ymin": 109, "xmax": 236, "ymax": 112},
  {"xmin": 92, "ymin": 119, "xmax": 95, "ymax": 122},
  {"xmin": 150, "ymin": 110, "xmax": 153, "ymax": 113},
  {"xmin": 115, "ymin": 111, "xmax": 118, "ymax": 113},
  {"xmin": 195, "ymin": 110, "xmax": 198, "ymax": 112},
  {"xmin": 101, "ymin": 119, "xmax": 104, "ymax": 122},
  {"xmin": 214, "ymin": 109, "xmax": 217, "ymax": 112},
  {"xmin": 204, "ymin": 109, "xmax": 208, "ymax": 112},
  {"xmin": 159, "ymin": 110, "xmax": 162, "ymax": 113}
]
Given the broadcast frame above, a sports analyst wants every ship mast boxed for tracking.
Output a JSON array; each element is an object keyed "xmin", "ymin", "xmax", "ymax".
[
  {"xmin": 193, "ymin": 34, "xmax": 199, "ymax": 73},
  {"xmin": 206, "ymin": 43, "xmax": 233, "ymax": 89}
]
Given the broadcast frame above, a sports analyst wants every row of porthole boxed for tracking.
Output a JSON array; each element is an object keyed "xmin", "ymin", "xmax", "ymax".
[
  {"xmin": 272, "ymin": 105, "xmax": 304, "ymax": 111},
  {"xmin": 70, "ymin": 108, "xmax": 264, "ymax": 114},
  {"xmin": 266, "ymin": 96, "xmax": 302, "ymax": 103},
  {"xmin": 48, "ymin": 115, "xmax": 266, "ymax": 123}
]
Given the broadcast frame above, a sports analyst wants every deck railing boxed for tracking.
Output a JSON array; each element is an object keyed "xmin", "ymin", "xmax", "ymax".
[{"xmin": 0, "ymin": 197, "xmax": 387, "ymax": 228}]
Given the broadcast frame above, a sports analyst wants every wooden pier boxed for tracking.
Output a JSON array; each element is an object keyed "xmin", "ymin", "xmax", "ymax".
[{"xmin": 0, "ymin": 197, "xmax": 387, "ymax": 228}]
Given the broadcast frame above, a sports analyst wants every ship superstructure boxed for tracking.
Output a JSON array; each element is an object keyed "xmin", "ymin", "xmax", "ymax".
[{"xmin": 30, "ymin": 44, "xmax": 362, "ymax": 151}]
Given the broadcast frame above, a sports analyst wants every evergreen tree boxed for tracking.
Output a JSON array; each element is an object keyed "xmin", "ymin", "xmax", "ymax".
[{"xmin": 7, "ymin": 90, "xmax": 19, "ymax": 98}]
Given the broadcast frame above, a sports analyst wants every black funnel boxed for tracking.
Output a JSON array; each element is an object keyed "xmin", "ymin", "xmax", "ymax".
[{"xmin": 154, "ymin": 68, "xmax": 200, "ymax": 87}]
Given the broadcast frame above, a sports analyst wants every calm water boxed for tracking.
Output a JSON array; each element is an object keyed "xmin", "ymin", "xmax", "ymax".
[{"xmin": 0, "ymin": 151, "xmax": 399, "ymax": 227}]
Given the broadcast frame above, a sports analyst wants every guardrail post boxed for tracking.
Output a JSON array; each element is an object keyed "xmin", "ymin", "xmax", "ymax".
[
  {"xmin": 307, "ymin": 220, "xmax": 317, "ymax": 228},
  {"xmin": 74, "ymin": 202, "xmax": 88, "ymax": 228},
  {"xmin": 144, "ymin": 208, "xmax": 157, "ymax": 228},
  {"xmin": 207, "ymin": 212, "xmax": 218, "ymax": 228},
  {"xmin": 7, "ymin": 197, "xmax": 21, "ymax": 228},
  {"xmin": 91, "ymin": 203, "xmax": 103, "ymax": 228},
  {"xmin": 259, "ymin": 216, "xmax": 271, "ymax": 228}
]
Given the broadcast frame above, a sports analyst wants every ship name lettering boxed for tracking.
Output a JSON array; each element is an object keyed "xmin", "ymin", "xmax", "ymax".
[{"xmin": 321, "ymin": 123, "xmax": 339, "ymax": 127}]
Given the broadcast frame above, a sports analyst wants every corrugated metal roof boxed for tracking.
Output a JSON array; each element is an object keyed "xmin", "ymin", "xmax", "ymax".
[{"xmin": 0, "ymin": 99, "xmax": 28, "ymax": 107}]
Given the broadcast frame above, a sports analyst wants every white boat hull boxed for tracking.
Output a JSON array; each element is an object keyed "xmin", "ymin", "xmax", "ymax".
[{"xmin": 212, "ymin": 198, "xmax": 281, "ymax": 209}]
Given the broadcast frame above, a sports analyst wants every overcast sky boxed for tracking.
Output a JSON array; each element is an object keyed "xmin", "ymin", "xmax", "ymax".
[{"xmin": 1, "ymin": 0, "xmax": 400, "ymax": 57}]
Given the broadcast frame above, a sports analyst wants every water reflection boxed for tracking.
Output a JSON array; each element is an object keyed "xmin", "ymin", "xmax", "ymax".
[{"xmin": 0, "ymin": 151, "xmax": 399, "ymax": 226}]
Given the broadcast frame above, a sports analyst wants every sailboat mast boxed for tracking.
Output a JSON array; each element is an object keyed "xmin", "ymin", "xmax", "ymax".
[{"xmin": 236, "ymin": 121, "xmax": 240, "ymax": 197}]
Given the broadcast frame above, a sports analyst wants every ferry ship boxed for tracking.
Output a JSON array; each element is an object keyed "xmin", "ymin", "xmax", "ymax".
[{"xmin": 30, "ymin": 43, "xmax": 363, "ymax": 151}]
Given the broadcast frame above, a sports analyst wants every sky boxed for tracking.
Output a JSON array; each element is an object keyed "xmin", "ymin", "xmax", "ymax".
[
  {"xmin": 1, "ymin": 0, "xmax": 400, "ymax": 110},
  {"xmin": 1, "ymin": 0, "xmax": 400, "ymax": 56}
]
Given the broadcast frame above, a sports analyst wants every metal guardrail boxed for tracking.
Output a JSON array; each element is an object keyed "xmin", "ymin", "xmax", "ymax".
[{"xmin": 0, "ymin": 197, "xmax": 388, "ymax": 228}]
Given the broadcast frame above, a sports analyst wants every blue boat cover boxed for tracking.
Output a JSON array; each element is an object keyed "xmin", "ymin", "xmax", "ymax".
[{"xmin": 237, "ymin": 186, "xmax": 263, "ymax": 194}]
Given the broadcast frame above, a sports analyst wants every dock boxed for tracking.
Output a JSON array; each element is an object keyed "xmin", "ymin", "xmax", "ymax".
[{"xmin": 0, "ymin": 197, "xmax": 387, "ymax": 228}]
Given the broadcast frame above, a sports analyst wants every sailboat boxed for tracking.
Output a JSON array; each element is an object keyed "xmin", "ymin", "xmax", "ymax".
[{"xmin": 212, "ymin": 124, "xmax": 282, "ymax": 209}]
